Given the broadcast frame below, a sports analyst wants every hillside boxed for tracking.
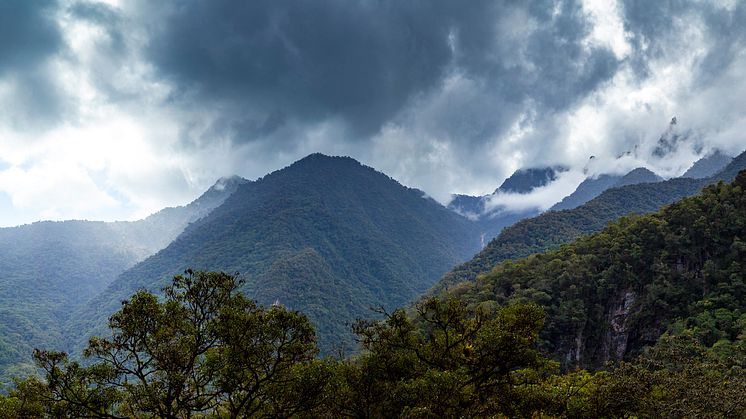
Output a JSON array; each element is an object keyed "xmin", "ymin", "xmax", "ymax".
[
  {"xmin": 450, "ymin": 170, "xmax": 746, "ymax": 369},
  {"xmin": 0, "ymin": 176, "xmax": 244, "ymax": 383},
  {"xmin": 682, "ymin": 150, "xmax": 732, "ymax": 178},
  {"xmin": 68, "ymin": 154, "xmax": 482, "ymax": 354},
  {"xmin": 551, "ymin": 167, "xmax": 661, "ymax": 211},
  {"xmin": 433, "ymin": 149, "xmax": 746, "ymax": 294}
]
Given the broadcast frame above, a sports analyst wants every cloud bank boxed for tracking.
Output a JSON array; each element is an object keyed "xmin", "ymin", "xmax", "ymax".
[{"xmin": 0, "ymin": 0, "xmax": 745, "ymax": 225}]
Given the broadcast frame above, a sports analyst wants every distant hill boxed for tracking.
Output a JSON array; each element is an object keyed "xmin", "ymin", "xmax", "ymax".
[
  {"xmin": 0, "ymin": 176, "xmax": 244, "ymax": 383},
  {"xmin": 682, "ymin": 150, "xmax": 733, "ymax": 179},
  {"xmin": 551, "ymin": 168, "xmax": 661, "ymax": 212},
  {"xmin": 432, "ymin": 149, "xmax": 746, "ymax": 294},
  {"xmin": 450, "ymin": 170, "xmax": 746, "ymax": 369},
  {"xmin": 68, "ymin": 154, "xmax": 482, "ymax": 355}
]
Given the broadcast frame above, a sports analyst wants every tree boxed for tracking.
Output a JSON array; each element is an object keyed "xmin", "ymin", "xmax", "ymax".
[
  {"xmin": 7, "ymin": 271, "xmax": 330, "ymax": 418},
  {"xmin": 326, "ymin": 297, "xmax": 560, "ymax": 417}
]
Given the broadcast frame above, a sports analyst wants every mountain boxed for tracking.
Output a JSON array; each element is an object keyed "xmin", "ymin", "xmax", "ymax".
[
  {"xmin": 433, "ymin": 149, "xmax": 746, "ymax": 294},
  {"xmin": 550, "ymin": 174, "xmax": 623, "ymax": 211},
  {"xmin": 711, "ymin": 148, "xmax": 746, "ymax": 182},
  {"xmin": 0, "ymin": 176, "xmax": 244, "ymax": 383},
  {"xmin": 447, "ymin": 194, "xmax": 485, "ymax": 219},
  {"xmin": 614, "ymin": 167, "xmax": 662, "ymax": 187},
  {"xmin": 682, "ymin": 150, "xmax": 733, "ymax": 179},
  {"xmin": 450, "ymin": 170, "xmax": 746, "ymax": 369},
  {"xmin": 448, "ymin": 166, "xmax": 565, "ymax": 216},
  {"xmin": 68, "ymin": 154, "xmax": 482, "ymax": 355},
  {"xmin": 551, "ymin": 168, "xmax": 661, "ymax": 211},
  {"xmin": 448, "ymin": 166, "xmax": 566, "ymax": 240},
  {"xmin": 495, "ymin": 167, "xmax": 565, "ymax": 194}
]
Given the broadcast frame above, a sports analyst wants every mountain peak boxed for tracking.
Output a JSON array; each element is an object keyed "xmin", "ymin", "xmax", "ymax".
[
  {"xmin": 615, "ymin": 167, "xmax": 661, "ymax": 187},
  {"xmin": 495, "ymin": 166, "xmax": 566, "ymax": 194},
  {"xmin": 294, "ymin": 153, "xmax": 359, "ymax": 166},
  {"xmin": 211, "ymin": 175, "xmax": 249, "ymax": 191}
]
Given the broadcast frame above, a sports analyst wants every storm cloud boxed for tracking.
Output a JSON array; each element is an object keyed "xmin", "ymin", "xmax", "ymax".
[
  {"xmin": 0, "ymin": 0, "xmax": 745, "ymax": 224},
  {"xmin": 136, "ymin": 1, "xmax": 618, "ymax": 147}
]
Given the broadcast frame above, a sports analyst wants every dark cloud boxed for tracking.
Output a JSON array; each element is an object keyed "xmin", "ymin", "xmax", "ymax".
[
  {"xmin": 0, "ymin": 0, "xmax": 66, "ymax": 129},
  {"xmin": 0, "ymin": 0, "xmax": 61, "ymax": 73},
  {"xmin": 136, "ymin": 0, "xmax": 619, "ymax": 148},
  {"xmin": 5, "ymin": 0, "xmax": 746, "ymax": 223},
  {"xmin": 140, "ymin": 0, "xmax": 454, "ymax": 139},
  {"xmin": 621, "ymin": 0, "xmax": 746, "ymax": 86}
]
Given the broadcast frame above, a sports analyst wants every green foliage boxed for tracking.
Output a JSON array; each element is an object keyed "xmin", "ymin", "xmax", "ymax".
[
  {"xmin": 324, "ymin": 298, "xmax": 560, "ymax": 417},
  {"xmin": 585, "ymin": 334, "xmax": 746, "ymax": 418},
  {"xmin": 2, "ymin": 271, "xmax": 327, "ymax": 418},
  {"xmin": 445, "ymin": 171, "xmax": 746, "ymax": 370},
  {"xmin": 3, "ymin": 269, "xmax": 745, "ymax": 417}
]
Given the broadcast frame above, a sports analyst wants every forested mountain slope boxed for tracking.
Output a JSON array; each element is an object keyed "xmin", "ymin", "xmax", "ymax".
[
  {"xmin": 0, "ymin": 176, "xmax": 244, "ymax": 383},
  {"xmin": 450, "ymin": 170, "xmax": 746, "ymax": 369},
  {"xmin": 69, "ymin": 154, "xmax": 482, "ymax": 354},
  {"xmin": 433, "ymin": 149, "xmax": 746, "ymax": 294}
]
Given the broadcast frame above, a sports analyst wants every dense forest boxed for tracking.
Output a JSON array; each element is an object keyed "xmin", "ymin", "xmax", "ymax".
[{"xmin": 1, "ymin": 151, "xmax": 742, "ymax": 388}]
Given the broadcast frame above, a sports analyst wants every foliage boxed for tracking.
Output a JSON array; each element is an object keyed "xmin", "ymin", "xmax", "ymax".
[
  {"xmin": 3, "ymin": 269, "xmax": 746, "ymax": 417},
  {"xmin": 585, "ymin": 333, "xmax": 746, "ymax": 418},
  {"xmin": 327, "ymin": 298, "xmax": 553, "ymax": 417},
  {"xmin": 1, "ymin": 271, "xmax": 328, "ymax": 418}
]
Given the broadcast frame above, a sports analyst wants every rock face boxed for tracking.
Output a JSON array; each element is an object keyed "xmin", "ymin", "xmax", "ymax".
[
  {"xmin": 605, "ymin": 291, "xmax": 636, "ymax": 361},
  {"xmin": 558, "ymin": 291, "xmax": 639, "ymax": 368}
]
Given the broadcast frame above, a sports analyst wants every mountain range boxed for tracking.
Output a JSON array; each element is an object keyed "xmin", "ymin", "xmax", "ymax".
[
  {"xmin": 0, "ymin": 147, "xmax": 743, "ymax": 381},
  {"xmin": 432, "ymin": 149, "xmax": 746, "ymax": 295}
]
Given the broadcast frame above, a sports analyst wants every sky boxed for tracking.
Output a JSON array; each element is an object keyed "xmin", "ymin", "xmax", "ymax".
[{"xmin": 1, "ymin": 0, "xmax": 745, "ymax": 227}]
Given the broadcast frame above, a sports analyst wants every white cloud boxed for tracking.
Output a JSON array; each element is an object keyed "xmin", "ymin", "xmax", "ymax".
[
  {"xmin": 483, "ymin": 169, "xmax": 588, "ymax": 213},
  {"xmin": 582, "ymin": 0, "xmax": 632, "ymax": 59}
]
